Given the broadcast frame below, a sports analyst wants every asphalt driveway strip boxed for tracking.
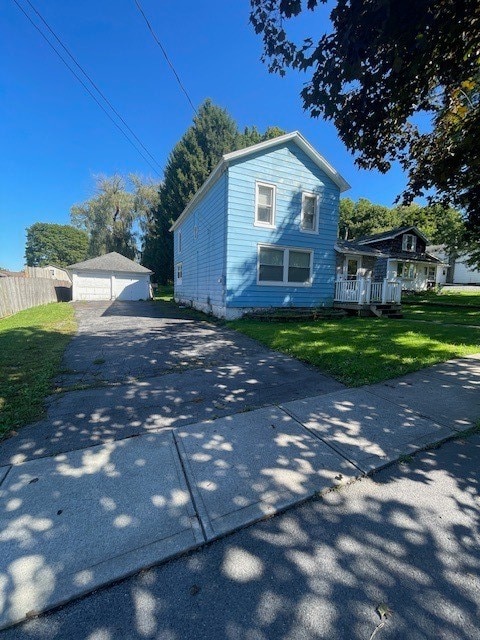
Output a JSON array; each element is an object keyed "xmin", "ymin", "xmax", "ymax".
[{"xmin": 0, "ymin": 301, "xmax": 343, "ymax": 466}]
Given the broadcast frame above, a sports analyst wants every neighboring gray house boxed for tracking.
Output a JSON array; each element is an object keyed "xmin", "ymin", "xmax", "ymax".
[
  {"xmin": 68, "ymin": 252, "xmax": 152, "ymax": 301},
  {"xmin": 336, "ymin": 226, "xmax": 443, "ymax": 292}
]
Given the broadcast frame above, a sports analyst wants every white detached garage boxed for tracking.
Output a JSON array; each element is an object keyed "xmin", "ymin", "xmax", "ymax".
[{"xmin": 68, "ymin": 252, "xmax": 152, "ymax": 301}]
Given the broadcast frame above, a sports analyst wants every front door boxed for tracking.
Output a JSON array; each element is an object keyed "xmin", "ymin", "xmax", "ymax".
[{"xmin": 346, "ymin": 257, "xmax": 360, "ymax": 280}]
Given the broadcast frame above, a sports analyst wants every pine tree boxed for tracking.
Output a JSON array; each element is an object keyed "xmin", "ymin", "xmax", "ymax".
[{"xmin": 142, "ymin": 100, "xmax": 285, "ymax": 282}]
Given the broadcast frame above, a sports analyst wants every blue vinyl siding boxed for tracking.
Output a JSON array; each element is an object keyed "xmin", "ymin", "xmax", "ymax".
[
  {"xmin": 174, "ymin": 170, "xmax": 227, "ymax": 308},
  {"xmin": 225, "ymin": 141, "xmax": 339, "ymax": 308}
]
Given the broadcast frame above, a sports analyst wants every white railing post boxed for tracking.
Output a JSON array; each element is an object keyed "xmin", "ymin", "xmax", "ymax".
[
  {"xmin": 365, "ymin": 278, "xmax": 372, "ymax": 304},
  {"xmin": 358, "ymin": 277, "xmax": 365, "ymax": 304},
  {"xmin": 382, "ymin": 278, "xmax": 388, "ymax": 304}
]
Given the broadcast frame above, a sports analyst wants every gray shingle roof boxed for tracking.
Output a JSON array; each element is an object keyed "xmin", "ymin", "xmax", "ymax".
[
  {"xmin": 67, "ymin": 252, "xmax": 152, "ymax": 274},
  {"xmin": 335, "ymin": 240, "xmax": 387, "ymax": 257},
  {"xmin": 356, "ymin": 226, "xmax": 428, "ymax": 245}
]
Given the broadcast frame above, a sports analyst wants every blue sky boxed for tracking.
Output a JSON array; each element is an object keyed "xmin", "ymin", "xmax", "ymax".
[{"xmin": 1, "ymin": 0, "xmax": 409, "ymax": 270}]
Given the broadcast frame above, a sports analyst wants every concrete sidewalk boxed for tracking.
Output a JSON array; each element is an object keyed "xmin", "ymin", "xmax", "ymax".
[{"xmin": 1, "ymin": 355, "xmax": 479, "ymax": 630}]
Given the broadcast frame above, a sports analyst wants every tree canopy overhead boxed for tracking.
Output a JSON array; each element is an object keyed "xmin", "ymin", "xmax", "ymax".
[
  {"xmin": 250, "ymin": 0, "xmax": 480, "ymax": 257},
  {"xmin": 25, "ymin": 223, "xmax": 88, "ymax": 267}
]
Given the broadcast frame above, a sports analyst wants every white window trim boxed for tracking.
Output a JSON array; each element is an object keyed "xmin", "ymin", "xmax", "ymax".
[
  {"xmin": 176, "ymin": 262, "xmax": 183, "ymax": 285},
  {"xmin": 256, "ymin": 244, "xmax": 313, "ymax": 287},
  {"xmin": 254, "ymin": 181, "xmax": 276, "ymax": 229},
  {"xmin": 300, "ymin": 191, "xmax": 319, "ymax": 234},
  {"xmin": 402, "ymin": 233, "xmax": 417, "ymax": 252},
  {"xmin": 178, "ymin": 230, "xmax": 182, "ymax": 253}
]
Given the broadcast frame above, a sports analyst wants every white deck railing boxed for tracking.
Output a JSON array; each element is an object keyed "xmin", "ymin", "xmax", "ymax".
[{"xmin": 334, "ymin": 278, "xmax": 402, "ymax": 305}]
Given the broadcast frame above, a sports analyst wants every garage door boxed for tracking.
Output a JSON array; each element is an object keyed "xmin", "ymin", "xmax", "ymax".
[
  {"xmin": 114, "ymin": 275, "xmax": 148, "ymax": 300},
  {"xmin": 75, "ymin": 273, "xmax": 112, "ymax": 300}
]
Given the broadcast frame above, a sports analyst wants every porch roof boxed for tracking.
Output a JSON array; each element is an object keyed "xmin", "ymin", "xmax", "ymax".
[{"xmin": 335, "ymin": 240, "xmax": 387, "ymax": 258}]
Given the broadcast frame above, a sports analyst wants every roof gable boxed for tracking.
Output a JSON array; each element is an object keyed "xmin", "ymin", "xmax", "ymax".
[
  {"xmin": 357, "ymin": 226, "xmax": 429, "ymax": 245},
  {"xmin": 170, "ymin": 131, "xmax": 350, "ymax": 231},
  {"xmin": 67, "ymin": 252, "xmax": 152, "ymax": 274}
]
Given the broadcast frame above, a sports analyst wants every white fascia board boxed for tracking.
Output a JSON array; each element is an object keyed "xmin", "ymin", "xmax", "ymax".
[
  {"xmin": 223, "ymin": 131, "xmax": 350, "ymax": 192},
  {"xmin": 170, "ymin": 161, "xmax": 226, "ymax": 232},
  {"xmin": 170, "ymin": 131, "xmax": 350, "ymax": 233}
]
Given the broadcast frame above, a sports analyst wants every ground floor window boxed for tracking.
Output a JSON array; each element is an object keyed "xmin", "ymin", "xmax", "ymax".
[
  {"xmin": 397, "ymin": 261, "xmax": 416, "ymax": 279},
  {"xmin": 258, "ymin": 245, "xmax": 313, "ymax": 285},
  {"xmin": 176, "ymin": 262, "xmax": 183, "ymax": 284}
]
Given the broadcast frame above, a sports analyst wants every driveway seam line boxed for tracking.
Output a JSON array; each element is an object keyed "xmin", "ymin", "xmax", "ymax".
[{"xmin": 171, "ymin": 431, "xmax": 208, "ymax": 542}]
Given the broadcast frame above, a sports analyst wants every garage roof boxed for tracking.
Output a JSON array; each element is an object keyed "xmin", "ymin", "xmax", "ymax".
[{"xmin": 68, "ymin": 252, "xmax": 152, "ymax": 274}]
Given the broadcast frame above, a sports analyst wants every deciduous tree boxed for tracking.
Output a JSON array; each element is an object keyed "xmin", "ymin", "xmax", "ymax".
[
  {"xmin": 250, "ymin": 0, "xmax": 480, "ymax": 261},
  {"xmin": 25, "ymin": 223, "xmax": 88, "ymax": 267}
]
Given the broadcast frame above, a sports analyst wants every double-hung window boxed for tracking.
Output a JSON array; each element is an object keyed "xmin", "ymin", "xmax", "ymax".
[
  {"xmin": 255, "ymin": 182, "xmax": 275, "ymax": 227},
  {"xmin": 402, "ymin": 233, "xmax": 416, "ymax": 252},
  {"xmin": 301, "ymin": 193, "xmax": 318, "ymax": 232},
  {"xmin": 178, "ymin": 230, "xmax": 182, "ymax": 253},
  {"xmin": 176, "ymin": 262, "xmax": 183, "ymax": 284},
  {"xmin": 258, "ymin": 245, "xmax": 312, "ymax": 286}
]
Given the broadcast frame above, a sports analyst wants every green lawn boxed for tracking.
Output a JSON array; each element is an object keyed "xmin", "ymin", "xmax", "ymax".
[
  {"xmin": 0, "ymin": 303, "xmax": 76, "ymax": 438},
  {"xmin": 153, "ymin": 284, "xmax": 174, "ymax": 302},
  {"xmin": 403, "ymin": 287, "xmax": 480, "ymax": 308},
  {"xmin": 402, "ymin": 304, "xmax": 480, "ymax": 326},
  {"xmin": 231, "ymin": 316, "xmax": 480, "ymax": 386}
]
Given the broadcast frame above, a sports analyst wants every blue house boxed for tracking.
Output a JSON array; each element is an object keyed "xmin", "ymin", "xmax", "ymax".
[{"xmin": 170, "ymin": 132, "xmax": 350, "ymax": 319}]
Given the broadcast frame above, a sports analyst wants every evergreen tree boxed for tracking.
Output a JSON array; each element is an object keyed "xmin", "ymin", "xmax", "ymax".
[{"xmin": 142, "ymin": 99, "xmax": 285, "ymax": 282}]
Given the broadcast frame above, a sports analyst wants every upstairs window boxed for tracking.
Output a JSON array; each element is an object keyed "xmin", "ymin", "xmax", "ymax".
[
  {"xmin": 301, "ymin": 193, "xmax": 318, "ymax": 232},
  {"xmin": 178, "ymin": 230, "xmax": 182, "ymax": 253},
  {"xmin": 402, "ymin": 233, "xmax": 416, "ymax": 252},
  {"xmin": 255, "ymin": 182, "xmax": 276, "ymax": 227}
]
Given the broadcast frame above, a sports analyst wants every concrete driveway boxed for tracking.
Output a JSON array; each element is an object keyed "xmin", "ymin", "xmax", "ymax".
[{"xmin": 0, "ymin": 300, "xmax": 343, "ymax": 466}]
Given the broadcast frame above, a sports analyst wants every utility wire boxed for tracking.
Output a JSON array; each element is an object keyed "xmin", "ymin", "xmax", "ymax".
[
  {"xmin": 133, "ymin": 0, "xmax": 197, "ymax": 114},
  {"xmin": 13, "ymin": 0, "xmax": 162, "ymax": 176},
  {"xmin": 23, "ymin": 0, "xmax": 162, "ymax": 172}
]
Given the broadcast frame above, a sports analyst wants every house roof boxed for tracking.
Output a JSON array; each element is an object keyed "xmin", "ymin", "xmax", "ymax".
[
  {"xmin": 336, "ymin": 238, "xmax": 442, "ymax": 264},
  {"xmin": 356, "ymin": 226, "xmax": 429, "ymax": 245},
  {"xmin": 170, "ymin": 131, "xmax": 351, "ymax": 232},
  {"xmin": 335, "ymin": 240, "xmax": 388, "ymax": 257},
  {"xmin": 67, "ymin": 252, "xmax": 152, "ymax": 274}
]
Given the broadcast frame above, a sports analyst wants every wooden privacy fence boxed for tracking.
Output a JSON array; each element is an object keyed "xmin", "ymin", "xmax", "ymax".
[{"xmin": 0, "ymin": 277, "xmax": 72, "ymax": 318}]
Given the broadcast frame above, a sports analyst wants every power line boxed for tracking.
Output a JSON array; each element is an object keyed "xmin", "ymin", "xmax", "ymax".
[
  {"xmin": 13, "ymin": 0, "xmax": 162, "ymax": 176},
  {"xmin": 23, "ymin": 0, "xmax": 162, "ymax": 172},
  {"xmin": 133, "ymin": 0, "xmax": 197, "ymax": 114}
]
